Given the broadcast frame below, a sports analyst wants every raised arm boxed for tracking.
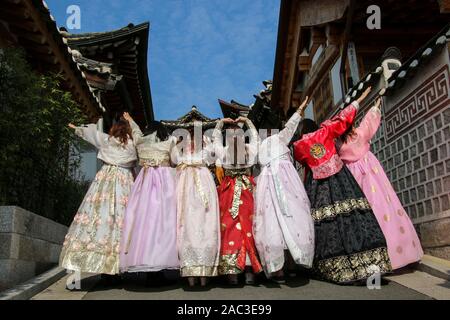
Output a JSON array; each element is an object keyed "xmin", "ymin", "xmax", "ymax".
[
  {"xmin": 358, "ymin": 98, "xmax": 382, "ymax": 142},
  {"xmin": 212, "ymin": 119, "xmax": 227, "ymax": 165},
  {"xmin": 279, "ymin": 96, "xmax": 309, "ymax": 145},
  {"xmin": 325, "ymin": 87, "xmax": 371, "ymax": 139},
  {"xmin": 70, "ymin": 122, "xmax": 108, "ymax": 149},
  {"xmin": 237, "ymin": 117, "xmax": 259, "ymax": 166},
  {"xmin": 123, "ymin": 112, "xmax": 143, "ymax": 144}
]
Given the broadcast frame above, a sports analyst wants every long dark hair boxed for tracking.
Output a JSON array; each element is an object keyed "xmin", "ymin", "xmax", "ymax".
[
  {"xmin": 109, "ymin": 118, "xmax": 132, "ymax": 144},
  {"xmin": 299, "ymin": 118, "xmax": 319, "ymax": 138},
  {"xmin": 340, "ymin": 125, "xmax": 357, "ymax": 144},
  {"xmin": 143, "ymin": 120, "xmax": 170, "ymax": 141}
]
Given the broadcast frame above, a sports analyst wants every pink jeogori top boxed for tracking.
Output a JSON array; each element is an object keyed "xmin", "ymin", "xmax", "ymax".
[{"xmin": 338, "ymin": 106, "xmax": 381, "ymax": 163}]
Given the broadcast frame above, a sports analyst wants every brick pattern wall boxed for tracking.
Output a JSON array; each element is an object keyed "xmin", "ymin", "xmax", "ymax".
[{"xmin": 371, "ymin": 65, "xmax": 450, "ymax": 224}]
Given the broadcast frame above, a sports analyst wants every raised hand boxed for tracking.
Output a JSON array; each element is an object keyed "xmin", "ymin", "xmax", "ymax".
[
  {"xmin": 236, "ymin": 116, "xmax": 248, "ymax": 123},
  {"xmin": 373, "ymin": 97, "xmax": 382, "ymax": 109},
  {"xmin": 297, "ymin": 96, "xmax": 309, "ymax": 116},
  {"xmin": 357, "ymin": 86, "xmax": 372, "ymax": 104},
  {"xmin": 68, "ymin": 123, "xmax": 77, "ymax": 129},
  {"xmin": 123, "ymin": 112, "xmax": 133, "ymax": 122},
  {"xmin": 222, "ymin": 118, "xmax": 235, "ymax": 124}
]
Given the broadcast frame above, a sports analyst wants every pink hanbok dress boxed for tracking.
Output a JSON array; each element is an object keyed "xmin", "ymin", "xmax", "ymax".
[
  {"xmin": 254, "ymin": 112, "xmax": 315, "ymax": 276},
  {"xmin": 338, "ymin": 106, "xmax": 423, "ymax": 269}
]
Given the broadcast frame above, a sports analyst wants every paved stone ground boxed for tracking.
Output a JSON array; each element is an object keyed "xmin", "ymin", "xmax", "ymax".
[{"xmin": 80, "ymin": 272, "xmax": 432, "ymax": 300}]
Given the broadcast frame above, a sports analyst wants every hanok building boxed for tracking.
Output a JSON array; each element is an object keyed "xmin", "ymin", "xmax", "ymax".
[
  {"xmin": 0, "ymin": 1, "xmax": 155, "ymax": 180},
  {"xmin": 271, "ymin": 0, "xmax": 450, "ymax": 259},
  {"xmin": 219, "ymin": 80, "xmax": 284, "ymax": 130},
  {"xmin": 0, "ymin": 0, "xmax": 104, "ymax": 120},
  {"xmin": 161, "ymin": 106, "xmax": 219, "ymax": 132},
  {"xmin": 62, "ymin": 22, "xmax": 154, "ymax": 129},
  {"xmin": 0, "ymin": 1, "xmax": 153, "ymax": 130}
]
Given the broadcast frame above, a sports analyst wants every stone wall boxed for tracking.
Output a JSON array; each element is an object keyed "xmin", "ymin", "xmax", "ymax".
[
  {"xmin": 0, "ymin": 206, "xmax": 68, "ymax": 291},
  {"xmin": 371, "ymin": 46, "xmax": 450, "ymax": 260}
]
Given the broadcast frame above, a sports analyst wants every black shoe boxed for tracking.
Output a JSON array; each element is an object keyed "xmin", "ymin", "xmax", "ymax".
[
  {"xmin": 146, "ymin": 271, "xmax": 167, "ymax": 287},
  {"xmin": 270, "ymin": 276, "xmax": 286, "ymax": 285},
  {"xmin": 245, "ymin": 272, "xmax": 256, "ymax": 285},
  {"xmin": 227, "ymin": 275, "xmax": 239, "ymax": 286}
]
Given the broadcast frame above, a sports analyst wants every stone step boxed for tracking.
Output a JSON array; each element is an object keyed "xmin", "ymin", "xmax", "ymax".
[
  {"xmin": 0, "ymin": 266, "xmax": 66, "ymax": 300},
  {"xmin": 417, "ymin": 254, "xmax": 450, "ymax": 281}
]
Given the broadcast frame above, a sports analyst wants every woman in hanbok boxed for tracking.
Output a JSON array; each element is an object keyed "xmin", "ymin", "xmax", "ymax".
[
  {"xmin": 254, "ymin": 97, "xmax": 315, "ymax": 282},
  {"xmin": 338, "ymin": 98, "xmax": 423, "ymax": 270},
  {"xmin": 172, "ymin": 127, "xmax": 221, "ymax": 287},
  {"xmin": 212, "ymin": 117, "xmax": 262, "ymax": 285},
  {"xmin": 60, "ymin": 119, "xmax": 137, "ymax": 282},
  {"xmin": 293, "ymin": 87, "xmax": 392, "ymax": 284},
  {"xmin": 119, "ymin": 112, "xmax": 179, "ymax": 285}
]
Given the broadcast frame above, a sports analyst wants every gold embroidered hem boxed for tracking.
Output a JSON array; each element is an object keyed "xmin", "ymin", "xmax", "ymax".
[
  {"xmin": 218, "ymin": 254, "xmax": 243, "ymax": 275},
  {"xmin": 180, "ymin": 266, "xmax": 218, "ymax": 277},
  {"xmin": 59, "ymin": 249, "xmax": 119, "ymax": 275},
  {"xmin": 224, "ymin": 168, "xmax": 251, "ymax": 178},
  {"xmin": 226, "ymin": 170, "xmax": 253, "ymax": 220},
  {"xmin": 140, "ymin": 159, "xmax": 171, "ymax": 167},
  {"xmin": 314, "ymin": 247, "xmax": 392, "ymax": 284},
  {"xmin": 312, "ymin": 198, "xmax": 371, "ymax": 221}
]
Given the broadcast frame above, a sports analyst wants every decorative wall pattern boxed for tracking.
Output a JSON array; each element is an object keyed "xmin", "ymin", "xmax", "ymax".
[
  {"xmin": 372, "ymin": 65, "xmax": 450, "ymax": 224},
  {"xmin": 384, "ymin": 66, "xmax": 450, "ymax": 143}
]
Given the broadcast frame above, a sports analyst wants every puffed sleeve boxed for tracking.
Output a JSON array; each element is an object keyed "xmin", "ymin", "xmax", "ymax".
[
  {"xmin": 244, "ymin": 118, "xmax": 260, "ymax": 166},
  {"xmin": 293, "ymin": 139, "xmax": 304, "ymax": 164},
  {"xmin": 278, "ymin": 111, "xmax": 302, "ymax": 145},
  {"xmin": 323, "ymin": 101, "xmax": 359, "ymax": 139},
  {"xmin": 74, "ymin": 124, "xmax": 108, "ymax": 149},
  {"xmin": 127, "ymin": 118, "xmax": 144, "ymax": 145},
  {"xmin": 203, "ymin": 135, "xmax": 217, "ymax": 166},
  {"xmin": 212, "ymin": 120, "xmax": 225, "ymax": 166},
  {"xmin": 359, "ymin": 106, "xmax": 381, "ymax": 142},
  {"xmin": 170, "ymin": 142, "xmax": 181, "ymax": 166}
]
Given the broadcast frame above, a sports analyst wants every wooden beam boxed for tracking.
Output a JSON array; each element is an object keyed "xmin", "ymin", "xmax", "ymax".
[
  {"xmin": 304, "ymin": 44, "xmax": 339, "ymax": 101},
  {"xmin": 271, "ymin": 0, "xmax": 303, "ymax": 113},
  {"xmin": 21, "ymin": 0, "xmax": 100, "ymax": 117},
  {"xmin": 15, "ymin": 28, "xmax": 47, "ymax": 44},
  {"xmin": 438, "ymin": 0, "xmax": 450, "ymax": 13}
]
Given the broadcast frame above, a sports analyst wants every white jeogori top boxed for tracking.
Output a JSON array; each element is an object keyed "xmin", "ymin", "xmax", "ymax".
[
  {"xmin": 128, "ymin": 118, "xmax": 177, "ymax": 166},
  {"xmin": 258, "ymin": 112, "xmax": 302, "ymax": 166},
  {"xmin": 171, "ymin": 138, "xmax": 214, "ymax": 167},
  {"xmin": 75, "ymin": 124, "xmax": 137, "ymax": 168},
  {"xmin": 212, "ymin": 118, "xmax": 259, "ymax": 170}
]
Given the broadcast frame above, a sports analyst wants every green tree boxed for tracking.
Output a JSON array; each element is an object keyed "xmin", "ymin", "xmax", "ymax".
[{"xmin": 0, "ymin": 48, "xmax": 90, "ymax": 225}]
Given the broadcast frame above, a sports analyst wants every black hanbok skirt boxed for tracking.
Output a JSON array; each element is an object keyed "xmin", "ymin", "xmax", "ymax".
[{"xmin": 305, "ymin": 166, "xmax": 392, "ymax": 284}]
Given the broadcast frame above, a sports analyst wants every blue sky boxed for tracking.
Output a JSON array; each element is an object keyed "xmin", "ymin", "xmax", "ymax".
[{"xmin": 46, "ymin": 0, "xmax": 280, "ymax": 120}]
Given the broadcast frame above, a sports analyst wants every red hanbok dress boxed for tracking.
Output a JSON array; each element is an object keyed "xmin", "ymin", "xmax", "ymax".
[
  {"xmin": 212, "ymin": 119, "xmax": 262, "ymax": 275},
  {"xmin": 293, "ymin": 101, "xmax": 392, "ymax": 284}
]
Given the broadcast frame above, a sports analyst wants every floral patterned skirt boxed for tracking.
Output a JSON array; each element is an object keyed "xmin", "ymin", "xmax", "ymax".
[
  {"xmin": 59, "ymin": 164, "xmax": 134, "ymax": 275},
  {"xmin": 218, "ymin": 172, "xmax": 262, "ymax": 275},
  {"xmin": 305, "ymin": 166, "xmax": 392, "ymax": 284},
  {"xmin": 176, "ymin": 167, "xmax": 221, "ymax": 277}
]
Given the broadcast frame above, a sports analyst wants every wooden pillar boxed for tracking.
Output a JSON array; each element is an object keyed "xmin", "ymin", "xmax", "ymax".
[{"xmin": 438, "ymin": 0, "xmax": 450, "ymax": 13}]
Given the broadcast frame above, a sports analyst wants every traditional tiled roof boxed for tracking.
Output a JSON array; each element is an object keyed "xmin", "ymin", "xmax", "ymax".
[
  {"xmin": 63, "ymin": 22, "xmax": 154, "ymax": 126},
  {"xmin": 344, "ymin": 24, "xmax": 450, "ymax": 105},
  {"xmin": 384, "ymin": 25, "xmax": 450, "ymax": 94},
  {"xmin": 161, "ymin": 106, "xmax": 219, "ymax": 129},
  {"xmin": 0, "ymin": 0, "xmax": 105, "ymax": 117}
]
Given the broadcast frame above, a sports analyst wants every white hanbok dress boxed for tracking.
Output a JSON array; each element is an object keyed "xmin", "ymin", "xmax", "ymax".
[
  {"xmin": 172, "ymin": 142, "xmax": 221, "ymax": 277},
  {"xmin": 60, "ymin": 124, "xmax": 137, "ymax": 275},
  {"xmin": 254, "ymin": 112, "xmax": 315, "ymax": 276}
]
